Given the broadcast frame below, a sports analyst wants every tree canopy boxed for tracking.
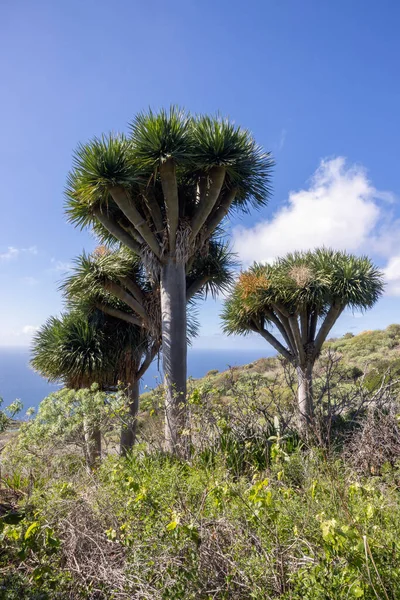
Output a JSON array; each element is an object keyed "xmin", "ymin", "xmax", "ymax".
[{"xmin": 222, "ymin": 248, "xmax": 384, "ymax": 364}]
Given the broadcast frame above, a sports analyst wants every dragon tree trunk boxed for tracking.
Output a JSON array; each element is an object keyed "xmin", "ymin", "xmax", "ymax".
[
  {"xmin": 296, "ymin": 361, "xmax": 314, "ymax": 434},
  {"xmin": 160, "ymin": 260, "xmax": 190, "ymax": 458}
]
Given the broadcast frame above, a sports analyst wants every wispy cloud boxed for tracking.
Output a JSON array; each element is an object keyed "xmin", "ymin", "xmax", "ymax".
[
  {"xmin": 22, "ymin": 276, "xmax": 39, "ymax": 286},
  {"xmin": 21, "ymin": 325, "xmax": 40, "ymax": 335},
  {"xmin": 0, "ymin": 246, "xmax": 38, "ymax": 261},
  {"xmin": 278, "ymin": 128, "xmax": 287, "ymax": 151},
  {"xmin": 49, "ymin": 258, "xmax": 73, "ymax": 273}
]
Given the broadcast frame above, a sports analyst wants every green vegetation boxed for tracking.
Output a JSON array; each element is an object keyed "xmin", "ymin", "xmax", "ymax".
[{"xmin": 2, "ymin": 326, "xmax": 400, "ymax": 598}]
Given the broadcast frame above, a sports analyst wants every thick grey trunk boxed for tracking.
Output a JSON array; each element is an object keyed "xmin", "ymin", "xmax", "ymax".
[
  {"xmin": 83, "ymin": 417, "xmax": 101, "ymax": 469},
  {"xmin": 297, "ymin": 362, "xmax": 314, "ymax": 433},
  {"xmin": 160, "ymin": 261, "xmax": 189, "ymax": 457},
  {"xmin": 120, "ymin": 379, "xmax": 140, "ymax": 456}
]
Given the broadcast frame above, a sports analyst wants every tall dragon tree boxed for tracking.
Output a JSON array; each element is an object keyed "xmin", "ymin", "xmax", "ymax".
[
  {"xmin": 221, "ymin": 249, "xmax": 384, "ymax": 432},
  {"xmin": 63, "ymin": 243, "xmax": 236, "ymax": 452},
  {"xmin": 65, "ymin": 108, "xmax": 270, "ymax": 455}
]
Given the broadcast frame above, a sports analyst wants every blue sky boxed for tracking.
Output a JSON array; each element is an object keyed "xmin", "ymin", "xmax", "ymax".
[{"xmin": 1, "ymin": 0, "xmax": 400, "ymax": 349}]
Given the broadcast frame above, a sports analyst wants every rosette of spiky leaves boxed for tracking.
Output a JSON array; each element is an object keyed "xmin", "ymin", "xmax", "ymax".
[
  {"xmin": 62, "ymin": 248, "xmax": 154, "ymax": 328},
  {"xmin": 222, "ymin": 249, "xmax": 384, "ymax": 364},
  {"xmin": 187, "ymin": 239, "xmax": 238, "ymax": 300},
  {"xmin": 191, "ymin": 115, "xmax": 273, "ymax": 209},
  {"xmin": 65, "ymin": 107, "xmax": 274, "ymax": 258},
  {"xmin": 65, "ymin": 135, "xmax": 136, "ymax": 227},
  {"xmin": 129, "ymin": 106, "xmax": 194, "ymax": 171},
  {"xmin": 31, "ymin": 311, "xmax": 113, "ymax": 388},
  {"xmin": 309, "ymin": 248, "xmax": 384, "ymax": 310}
]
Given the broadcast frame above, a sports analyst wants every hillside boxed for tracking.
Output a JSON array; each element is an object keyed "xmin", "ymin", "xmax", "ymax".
[{"xmin": 2, "ymin": 325, "xmax": 400, "ymax": 599}]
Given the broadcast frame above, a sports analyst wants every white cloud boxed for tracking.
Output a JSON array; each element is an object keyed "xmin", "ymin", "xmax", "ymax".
[
  {"xmin": 21, "ymin": 325, "xmax": 40, "ymax": 335},
  {"xmin": 232, "ymin": 157, "xmax": 400, "ymax": 296},
  {"xmin": 233, "ymin": 158, "xmax": 388, "ymax": 264},
  {"xmin": 383, "ymin": 256, "xmax": 400, "ymax": 296},
  {"xmin": 0, "ymin": 245, "xmax": 37, "ymax": 262},
  {"xmin": 49, "ymin": 259, "xmax": 73, "ymax": 273}
]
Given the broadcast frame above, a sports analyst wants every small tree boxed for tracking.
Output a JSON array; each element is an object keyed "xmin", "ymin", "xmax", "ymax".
[
  {"xmin": 221, "ymin": 249, "xmax": 384, "ymax": 432},
  {"xmin": 65, "ymin": 107, "xmax": 273, "ymax": 455},
  {"xmin": 31, "ymin": 312, "xmax": 111, "ymax": 467}
]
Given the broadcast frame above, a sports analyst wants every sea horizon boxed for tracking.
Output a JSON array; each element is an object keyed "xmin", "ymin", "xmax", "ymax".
[{"xmin": 0, "ymin": 346, "xmax": 274, "ymax": 412}]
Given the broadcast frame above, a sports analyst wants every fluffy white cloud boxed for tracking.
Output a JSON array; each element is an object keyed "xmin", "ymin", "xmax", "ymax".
[
  {"xmin": 0, "ymin": 246, "xmax": 38, "ymax": 261},
  {"xmin": 233, "ymin": 158, "xmax": 389, "ymax": 264},
  {"xmin": 233, "ymin": 157, "xmax": 400, "ymax": 296}
]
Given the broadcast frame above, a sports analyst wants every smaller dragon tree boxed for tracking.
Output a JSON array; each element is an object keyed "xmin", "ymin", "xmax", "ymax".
[
  {"xmin": 31, "ymin": 308, "xmax": 157, "ymax": 458},
  {"xmin": 221, "ymin": 248, "xmax": 384, "ymax": 433},
  {"xmin": 62, "ymin": 243, "xmax": 236, "ymax": 452},
  {"xmin": 31, "ymin": 311, "xmax": 112, "ymax": 467}
]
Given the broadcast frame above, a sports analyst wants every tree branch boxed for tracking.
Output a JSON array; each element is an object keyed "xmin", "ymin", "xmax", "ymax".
[
  {"xmin": 137, "ymin": 343, "xmax": 159, "ymax": 380},
  {"xmin": 300, "ymin": 311, "xmax": 309, "ymax": 345},
  {"xmin": 251, "ymin": 318, "xmax": 294, "ymax": 362},
  {"xmin": 103, "ymin": 280, "xmax": 149, "ymax": 322},
  {"xmin": 190, "ymin": 167, "xmax": 226, "ymax": 240},
  {"xmin": 186, "ymin": 276, "xmax": 209, "ymax": 300},
  {"xmin": 94, "ymin": 303, "xmax": 142, "ymax": 327},
  {"xmin": 202, "ymin": 187, "xmax": 237, "ymax": 239},
  {"xmin": 308, "ymin": 310, "xmax": 319, "ymax": 343},
  {"xmin": 93, "ymin": 208, "xmax": 142, "ymax": 255},
  {"xmin": 313, "ymin": 304, "xmax": 343, "ymax": 358},
  {"xmin": 264, "ymin": 309, "xmax": 295, "ymax": 355},
  {"xmin": 289, "ymin": 315, "xmax": 306, "ymax": 364},
  {"xmin": 141, "ymin": 185, "xmax": 164, "ymax": 234},
  {"xmin": 119, "ymin": 276, "xmax": 145, "ymax": 305},
  {"xmin": 159, "ymin": 159, "xmax": 179, "ymax": 252},
  {"xmin": 109, "ymin": 186, "xmax": 161, "ymax": 258}
]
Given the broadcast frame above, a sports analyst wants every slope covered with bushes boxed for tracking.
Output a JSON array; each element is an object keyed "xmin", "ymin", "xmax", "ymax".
[{"xmin": 1, "ymin": 325, "xmax": 400, "ymax": 599}]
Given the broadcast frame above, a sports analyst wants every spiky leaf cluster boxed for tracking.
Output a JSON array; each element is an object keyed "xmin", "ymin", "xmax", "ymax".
[
  {"xmin": 31, "ymin": 312, "xmax": 111, "ymax": 387},
  {"xmin": 222, "ymin": 248, "xmax": 384, "ymax": 336},
  {"xmin": 65, "ymin": 107, "xmax": 274, "ymax": 243},
  {"xmin": 187, "ymin": 240, "xmax": 238, "ymax": 299}
]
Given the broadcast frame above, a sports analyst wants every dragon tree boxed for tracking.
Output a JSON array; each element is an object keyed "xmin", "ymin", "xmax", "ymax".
[
  {"xmin": 65, "ymin": 107, "xmax": 272, "ymax": 455},
  {"xmin": 221, "ymin": 249, "xmax": 384, "ymax": 432}
]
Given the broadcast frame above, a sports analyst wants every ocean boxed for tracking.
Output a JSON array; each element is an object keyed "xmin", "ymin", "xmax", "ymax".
[{"xmin": 0, "ymin": 347, "xmax": 272, "ymax": 413}]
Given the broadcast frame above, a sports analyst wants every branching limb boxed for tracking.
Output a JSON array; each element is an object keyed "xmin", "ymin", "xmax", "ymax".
[
  {"xmin": 313, "ymin": 303, "xmax": 343, "ymax": 358},
  {"xmin": 186, "ymin": 276, "xmax": 209, "ymax": 300},
  {"xmin": 251, "ymin": 318, "xmax": 294, "ymax": 362},
  {"xmin": 264, "ymin": 309, "xmax": 295, "ymax": 355},
  {"xmin": 289, "ymin": 315, "xmax": 306, "ymax": 364},
  {"xmin": 159, "ymin": 159, "xmax": 179, "ymax": 252},
  {"xmin": 137, "ymin": 343, "xmax": 159, "ymax": 380},
  {"xmin": 190, "ymin": 166, "xmax": 226, "ymax": 240},
  {"xmin": 103, "ymin": 281, "xmax": 149, "ymax": 322},
  {"xmin": 94, "ymin": 303, "xmax": 142, "ymax": 327},
  {"xmin": 202, "ymin": 187, "xmax": 237, "ymax": 239},
  {"xmin": 93, "ymin": 209, "xmax": 142, "ymax": 255},
  {"xmin": 109, "ymin": 186, "xmax": 161, "ymax": 258}
]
